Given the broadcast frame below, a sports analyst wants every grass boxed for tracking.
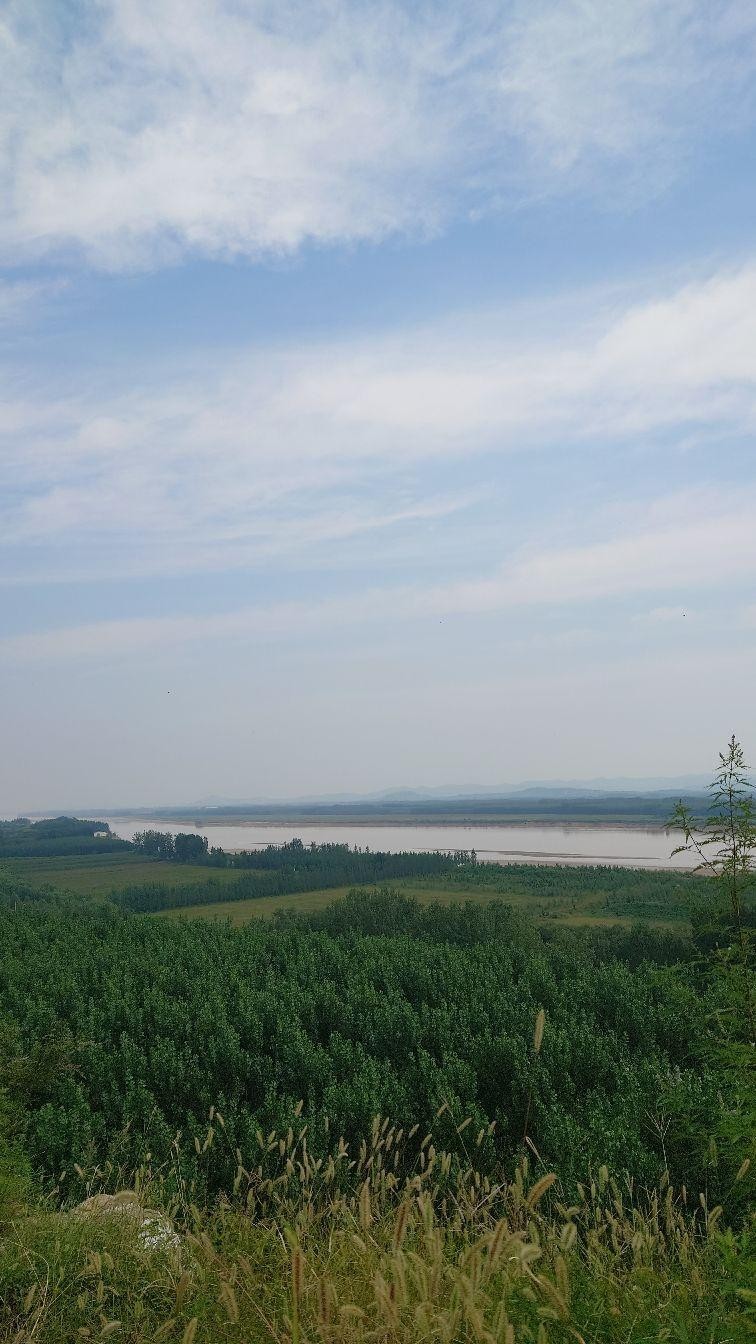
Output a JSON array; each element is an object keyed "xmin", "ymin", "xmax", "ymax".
[
  {"xmin": 1, "ymin": 1117, "xmax": 751, "ymax": 1343},
  {"xmin": 155, "ymin": 883, "xmax": 360, "ymax": 924},
  {"xmin": 155, "ymin": 877, "xmax": 683, "ymax": 931},
  {"xmin": 1, "ymin": 854, "xmax": 241, "ymax": 897}
]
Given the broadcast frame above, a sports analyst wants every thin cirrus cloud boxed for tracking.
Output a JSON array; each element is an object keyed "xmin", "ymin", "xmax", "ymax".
[
  {"xmin": 0, "ymin": 492, "xmax": 475, "ymax": 585},
  {"xmin": 2, "ymin": 259, "xmax": 756, "ymax": 581},
  {"xmin": 1, "ymin": 0, "xmax": 755, "ymax": 267},
  {"xmin": 3, "ymin": 488, "xmax": 755, "ymax": 665}
]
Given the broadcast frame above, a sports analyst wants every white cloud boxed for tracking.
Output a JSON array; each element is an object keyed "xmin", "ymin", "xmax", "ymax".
[
  {"xmin": 2, "ymin": 260, "xmax": 756, "ymax": 581},
  {"xmin": 299, "ymin": 264, "xmax": 756, "ymax": 441},
  {"xmin": 499, "ymin": 0, "xmax": 756, "ymax": 177},
  {"xmin": 2, "ymin": 0, "xmax": 755, "ymax": 267},
  {"xmin": 3, "ymin": 488, "xmax": 754, "ymax": 664}
]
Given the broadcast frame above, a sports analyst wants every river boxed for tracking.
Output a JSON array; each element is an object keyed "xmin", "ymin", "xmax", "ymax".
[{"xmin": 104, "ymin": 819, "xmax": 697, "ymax": 870}]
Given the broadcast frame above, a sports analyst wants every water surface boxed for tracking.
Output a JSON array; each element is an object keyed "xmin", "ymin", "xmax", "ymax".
[{"xmin": 105, "ymin": 819, "xmax": 696, "ymax": 870}]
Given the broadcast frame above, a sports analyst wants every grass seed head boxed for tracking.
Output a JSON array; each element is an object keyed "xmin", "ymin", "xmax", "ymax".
[{"xmin": 526, "ymin": 1174, "xmax": 557, "ymax": 1210}]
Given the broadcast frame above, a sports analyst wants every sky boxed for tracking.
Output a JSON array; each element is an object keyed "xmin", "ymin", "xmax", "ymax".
[{"xmin": 2, "ymin": 0, "xmax": 756, "ymax": 811}]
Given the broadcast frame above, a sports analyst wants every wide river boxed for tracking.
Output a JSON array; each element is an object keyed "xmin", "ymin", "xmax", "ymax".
[{"xmin": 104, "ymin": 819, "xmax": 697, "ymax": 870}]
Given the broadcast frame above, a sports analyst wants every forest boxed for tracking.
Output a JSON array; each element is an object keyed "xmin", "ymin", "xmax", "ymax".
[
  {"xmin": 0, "ymin": 748, "xmax": 753, "ymax": 1343},
  {"xmin": 0, "ymin": 816, "xmax": 128, "ymax": 859},
  {"xmin": 0, "ymin": 886, "xmax": 713, "ymax": 1200}
]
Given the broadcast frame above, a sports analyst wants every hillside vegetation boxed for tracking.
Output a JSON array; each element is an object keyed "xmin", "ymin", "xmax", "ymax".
[
  {"xmin": 0, "ymin": 889, "xmax": 709, "ymax": 1197},
  {"xmin": 0, "ymin": 745, "xmax": 753, "ymax": 1342}
]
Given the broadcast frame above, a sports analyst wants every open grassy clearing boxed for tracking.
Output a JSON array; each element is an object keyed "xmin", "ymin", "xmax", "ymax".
[
  {"xmin": 1, "ymin": 852, "xmax": 243, "ymax": 896},
  {"xmin": 155, "ymin": 882, "xmax": 358, "ymax": 923},
  {"xmin": 156, "ymin": 875, "xmax": 684, "ymax": 929}
]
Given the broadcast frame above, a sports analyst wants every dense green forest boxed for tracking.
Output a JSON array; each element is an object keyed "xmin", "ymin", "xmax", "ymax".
[{"xmin": 0, "ymin": 885, "xmax": 716, "ymax": 1204}]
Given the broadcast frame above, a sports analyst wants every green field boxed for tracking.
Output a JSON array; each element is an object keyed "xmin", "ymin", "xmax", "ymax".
[
  {"xmin": 1, "ymin": 852, "xmax": 242, "ymax": 896},
  {"xmin": 157, "ymin": 873, "xmax": 685, "ymax": 929},
  {"xmin": 156, "ymin": 882, "xmax": 359, "ymax": 922},
  {"xmin": 3, "ymin": 850, "xmax": 696, "ymax": 929}
]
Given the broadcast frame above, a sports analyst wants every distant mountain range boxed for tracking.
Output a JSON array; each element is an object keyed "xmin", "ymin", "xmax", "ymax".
[
  {"xmin": 186, "ymin": 775, "xmax": 713, "ymax": 809},
  {"xmin": 28, "ymin": 775, "xmax": 718, "ymax": 818}
]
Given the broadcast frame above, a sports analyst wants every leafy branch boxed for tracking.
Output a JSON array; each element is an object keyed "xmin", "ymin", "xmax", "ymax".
[{"xmin": 669, "ymin": 733, "xmax": 755, "ymax": 1045}]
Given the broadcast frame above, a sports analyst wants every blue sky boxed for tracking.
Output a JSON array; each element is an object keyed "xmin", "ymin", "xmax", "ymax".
[{"xmin": 2, "ymin": 0, "xmax": 756, "ymax": 810}]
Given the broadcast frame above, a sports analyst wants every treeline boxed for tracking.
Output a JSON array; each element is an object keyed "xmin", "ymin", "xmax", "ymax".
[
  {"xmin": 206, "ymin": 836, "xmax": 473, "ymax": 872},
  {"xmin": 112, "ymin": 849, "xmax": 465, "ymax": 913},
  {"xmin": 0, "ymin": 816, "xmax": 128, "ymax": 859},
  {"xmin": 131, "ymin": 829, "xmax": 208, "ymax": 862},
  {"xmin": 114, "ymin": 845, "xmax": 468, "ymax": 912},
  {"xmin": 0, "ymin": 887, "xmax": 719, "ymax": 1204},
  {"xmin": 132, "ymin": 830, "xmax": 473, "ymax": 872}
]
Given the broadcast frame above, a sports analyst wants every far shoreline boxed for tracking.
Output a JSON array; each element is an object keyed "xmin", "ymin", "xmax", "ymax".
[{"xmin": 104, "ymin": 814, "xmax": 676, "ymax": 832}]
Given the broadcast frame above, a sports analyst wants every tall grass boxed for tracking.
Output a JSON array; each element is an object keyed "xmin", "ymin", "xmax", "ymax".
[{"xmin": 1, "ymin": 1111, "xmax": 752, "ymax": 1343}]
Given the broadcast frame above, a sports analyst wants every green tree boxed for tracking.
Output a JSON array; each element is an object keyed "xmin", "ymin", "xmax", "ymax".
[
  {"xmin": 174, "ymin": 832, "xmax": 209, "ymax": 863},
  {"xmin": 669, "ymin": 736, "xmax": 755, "ymax": 1200},
  {"xmin": 670, "ymin": 735, "xmax": 755, "ymax": 1044},
  {"xmin": 132, "ymin": 828, "xmax": 175, "ymax": 859}
]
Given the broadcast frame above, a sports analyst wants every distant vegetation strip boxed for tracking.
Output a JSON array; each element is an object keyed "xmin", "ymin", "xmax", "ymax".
[
  {"xmin": 115, "ymin": 790, "xmax": 713, "ymax": 826},
  {"xmin": 114, "ymin": 842, "xmax": 468, "ymax": 912},
  {"xmin": 131, "ymin": 830, "xmax": 474, "ymax": 870}
]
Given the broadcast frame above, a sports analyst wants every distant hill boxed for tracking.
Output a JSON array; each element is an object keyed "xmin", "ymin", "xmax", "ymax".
[
  {"xmin": 80, "ymin": 791, "xmax": 716, "ymax": 829},
  {"xmin": 27, "ymin": 773, "xmax": 741, "ymax": 822},
  {"xmin": 182, "ymin": 772, "xmax": 716, "ymax": 807}
]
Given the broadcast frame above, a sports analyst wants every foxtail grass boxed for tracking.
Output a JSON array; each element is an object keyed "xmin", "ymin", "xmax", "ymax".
[{"xmin": 1, "ymin": 1113, "xmax": 753, "ymax": 1343}]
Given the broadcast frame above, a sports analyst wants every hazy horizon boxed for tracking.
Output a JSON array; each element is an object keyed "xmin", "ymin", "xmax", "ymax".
[
  {"xmin": 2, "ymin": 2, "xmax": 756, "ymax": 813},
  {"xmin": 7, "ymin": 773, "xmax": 719, "ymax": 820}
]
